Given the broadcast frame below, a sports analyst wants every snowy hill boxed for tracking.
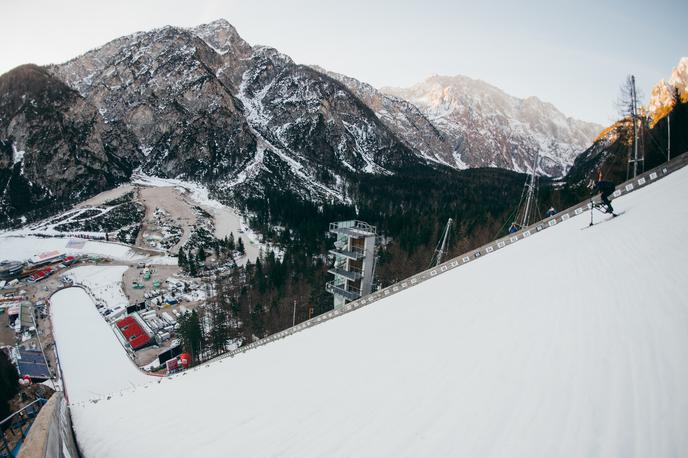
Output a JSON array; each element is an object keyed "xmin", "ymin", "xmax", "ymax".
[{"xmin": 60, "ymin": 161, "xmax": 688, "ymax": 457}]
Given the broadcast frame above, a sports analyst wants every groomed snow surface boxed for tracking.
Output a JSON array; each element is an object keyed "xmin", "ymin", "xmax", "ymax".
[
  {"xmin": 65, "ymin": 166, "xmax": 688, "ymax": 457},
  {"xmin": 51, "ymin": 286, "xmax": 150, "ymax": 403},
  {"xmin": 64, "ymin": 266, "xmax": 130, "ymax": 314}
]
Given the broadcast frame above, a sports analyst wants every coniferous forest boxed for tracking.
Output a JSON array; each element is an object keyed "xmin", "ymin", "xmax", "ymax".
[{"xmin": 177, "ymin": 165, "xmax": 531, "ymax": 360}]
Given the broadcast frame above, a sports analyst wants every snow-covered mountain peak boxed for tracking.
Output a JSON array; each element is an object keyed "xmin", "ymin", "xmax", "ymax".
[
  {"xmin": 251, "ymin": 45, "xmax": 294, "ymax": 67},
  {"xmin": 382, "ymin": 74, "xmax": 601, "ymax": 176},
  {"xmin": 669, "ymin": 57, "xmax": 688, "ymax": 89},
  {"xmin": 648, "ymin": 57, "xmax": 688, "ymax": 125},
  {"xmin": 191, "ymin": 18, "xmax": 251, "ymax": 57}
]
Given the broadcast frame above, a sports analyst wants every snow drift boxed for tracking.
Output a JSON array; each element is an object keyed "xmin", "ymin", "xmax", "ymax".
[{"xmin": 66, "ymin": 166, "xmax": 688, "ymax": 457}]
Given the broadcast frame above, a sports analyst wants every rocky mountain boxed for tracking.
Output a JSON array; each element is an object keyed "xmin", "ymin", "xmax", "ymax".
[
  {"xmin": 0, "ymin": 64, "xmax": 140, "ymax": 225},
  {"xmin": 50, "ymin": 24, "xmax": 259, "ymax": 183},
  {"xmin": 1, "ymin": 19, "xmax": 606, "ymax": 227},
  {"xmin": 383, "ymin": 76, "xmax": 602, "ymax": 176},
  {"xmin": 647, "ymin": 57, "xmax": 688, "ymax": 125},
  {"xmin": 48, "ymin": 19, "xmax": 419, "ymax": 206},
  {"xmin": 312, "ymin": 67, "xmax": 458, "ymax": 167}
]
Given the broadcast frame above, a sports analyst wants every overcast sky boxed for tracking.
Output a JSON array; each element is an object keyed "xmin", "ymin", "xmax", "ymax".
[{"xmin": 1, "ymin": 0, "xmax": 685, "ymax": 125}]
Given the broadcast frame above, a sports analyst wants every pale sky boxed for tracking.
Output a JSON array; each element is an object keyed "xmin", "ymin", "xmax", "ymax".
[{"xmin": 1, "ymin": 0, "xmax": 685, "ymax": 125}]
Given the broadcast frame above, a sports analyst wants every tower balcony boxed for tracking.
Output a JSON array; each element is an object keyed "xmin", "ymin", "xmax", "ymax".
[
  {"xmin": 325, "ymin": 281, "xmax": 361, "ymax": 301},
  {"xmin": 328, "ymin": 265, "xmax": 363, "ymax": 281},
  {"xmin": 329, "ymin": 220, "xmax": 377, "ymax": 238},
  {"xmin": 329, "ymin": 247, "xmax": 365, "ymax": 261}
]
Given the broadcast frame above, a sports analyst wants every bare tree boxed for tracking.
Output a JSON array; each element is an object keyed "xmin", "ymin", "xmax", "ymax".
[
  {"xmin": 617, "ymin": 75, "xmax": 644, "ymax": 119},
  {"xmin": 616, "ymin": 75, "xmax": 646, "ymax": 177}
]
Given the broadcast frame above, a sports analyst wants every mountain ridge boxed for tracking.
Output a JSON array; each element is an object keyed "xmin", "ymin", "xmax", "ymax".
[{"xmin": 1, "ymin": 19, "xmax": 603, "ymax": 226}]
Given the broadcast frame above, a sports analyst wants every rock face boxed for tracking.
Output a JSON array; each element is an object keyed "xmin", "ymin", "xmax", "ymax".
[
  {"xmin": 313, "ymin": 67, "xmax": 458, "ymax": 168},
  {"xmin": 50, "ymin": 25, "xmax": 258, "ymax": 182},
  {"xmin": 383, "ymin": 75, "xmax": 602, "ymax": 176},
  {"xmin": 0, "ymin": 64, "xmax": 140, "ymax": 225},
  {"xmin": 48, "ymin": 20, "xmax": 419, "ymax": 203},
  {"xmin": 647, "ymin": 57, "xmax": 688, "ymax": 125}
]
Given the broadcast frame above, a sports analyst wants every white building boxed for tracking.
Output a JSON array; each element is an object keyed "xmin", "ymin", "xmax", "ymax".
[{"xmin": 28, "ymin": 250, "xmax": 65, "ymax": 266}]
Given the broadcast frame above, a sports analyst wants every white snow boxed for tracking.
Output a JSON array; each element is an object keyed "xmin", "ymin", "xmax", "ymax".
[
  {"xmin": 11, "ymin": 144, "xmax": 25, "ymax": 165},
  {"xmin": 51, "ymin": 287, "xmax": 151, "ymax": 403},
  {"xmin": 131, "ymin": 172, "xmax": 223, "ymax": 209},
  {"xmin": 63, "ymin": 166, "xmax": 688, "ymax": 457},
  {"xmin": 64, "ymin": 266, "xmax": 129, "ymax": 312},
  {"xmin": 0, "ymin": 236, "xmax": 132, "ymax": 261}
]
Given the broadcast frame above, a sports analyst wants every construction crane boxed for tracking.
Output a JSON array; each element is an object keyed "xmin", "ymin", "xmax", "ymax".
[
  {"xmin": 505, "ymin": 150, "xmax": 541, "ymax": 234},
  {"xmin": 429, "ymin": 218, "xmax": 453, "ymax": 268}
]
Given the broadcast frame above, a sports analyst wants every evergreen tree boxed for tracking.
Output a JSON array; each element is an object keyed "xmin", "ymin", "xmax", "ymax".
[
  {"xmin": 197, "ymin": 246, "xmax": 206, "ymax": 262},
  {"xmin": 177, "ymin": 249, "xmax": 187, "ymax": 270},
  {"xmin": 209, "ymin": 307, "xmax": 228, "ymax": 355},
  {"xmin": 188, "ymin": 256, "xmax": 197, "ymax": 276},
  {"xmin": 0, "ymin": 350, "xmax": 19, "ymax": 420},
  {"xmin": 227, "ymin": 233, "xmax": 235, "ymax": 251},
  {"xmin": 255, "ymin": 258, "xmax": 266, "ymax": 293},
  {"xmin": 237, "ymin": 237, "xmax": 245, "ymax": 255},
  {"xmin": 250, "ymin": 303, "xmax": 265, "ymax": 338},
  {"xmin": 178, "ymin": 310, "xmax": 203, "ymax": 363}
]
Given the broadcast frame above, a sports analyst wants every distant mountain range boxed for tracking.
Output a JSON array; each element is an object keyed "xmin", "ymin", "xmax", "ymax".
[
  {"xmin": 1, "ymin": 19, "xmax": 603, "ymax": 225},
  {"xmin": 319, "ymin": 68, "xmax": 601, "ymax": 176}
]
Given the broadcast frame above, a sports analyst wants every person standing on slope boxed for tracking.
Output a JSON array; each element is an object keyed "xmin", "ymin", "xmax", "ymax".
[{"xmin": 592, "ymin": 170, "xmax": 616, "ymax": 214}]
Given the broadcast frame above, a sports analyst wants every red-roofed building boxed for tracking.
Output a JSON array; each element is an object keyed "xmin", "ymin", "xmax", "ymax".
[
  {"xmin": 116, "ymin": 316, "xmax": 152, "ymax": 350},
  {"xmin": 28, "ymin": 267, "xmax": 54, "ymax": 283}
]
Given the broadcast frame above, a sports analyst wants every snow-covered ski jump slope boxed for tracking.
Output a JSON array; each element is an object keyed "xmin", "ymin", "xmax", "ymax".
[{"xmin": 69, "ymin": 163, "xmax": 687, "ymax": 457}]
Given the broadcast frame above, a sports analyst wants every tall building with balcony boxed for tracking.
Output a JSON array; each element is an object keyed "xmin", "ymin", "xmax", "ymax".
[{"xmin": 326, "ymin": 220, "xmax": 377, "ymax": 308}]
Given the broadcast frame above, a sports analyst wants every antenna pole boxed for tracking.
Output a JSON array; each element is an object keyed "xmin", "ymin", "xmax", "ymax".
[
  {"xmin": 521, "ymin": 151, "xmax": 539, "ymax": 227},
  {"xmin": 437, "ymin": 218, "xmax": 453, "ymax": 266},
  {"xmin": 431, "ymin": 218, "xmax": 454, "ymax": 268},
  {"xmin": 631, "ymin": 75, "xmax": 639, "ymax": 178},
  {"xmin": 668, "ymin": 113, "xmax": 671, "ymax": 162}
]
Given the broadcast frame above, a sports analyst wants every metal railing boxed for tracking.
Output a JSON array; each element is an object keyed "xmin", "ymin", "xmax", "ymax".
[
  {"xmin": 328, "ymin": 247, "xmax": 365, "ymax": 260},
  {"xmin": 0, "ymin": 398, "xmax": 47, "ymax": 458},
  {"xmin": 325, "ymin": 281, "xmax": 361, "ymax": 301},
  {"xmin": 329, "ymin": 221, "xmax": 377, "ymax": 240},
  {"xmin": 328, "ymin": 265, "xmax": 363, "ymax": 281},
  {"xmin": 329, "ymin": 220, "xmax": 377, "ymax": 235}
]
